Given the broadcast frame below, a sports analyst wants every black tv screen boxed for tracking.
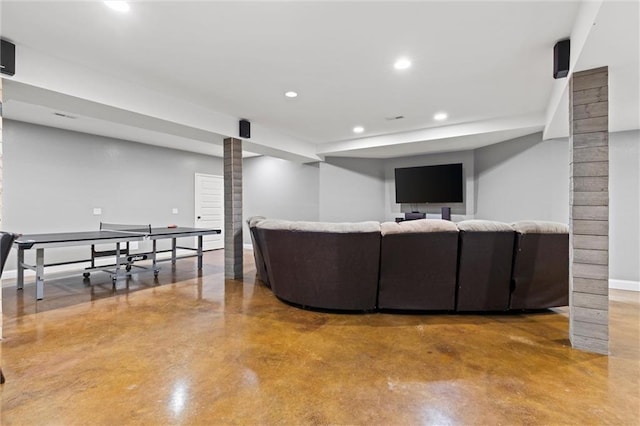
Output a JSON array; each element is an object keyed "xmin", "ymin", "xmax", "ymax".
[{"xmin": 395, "ymin": 163, "xmax": 463, "ymax": 203}]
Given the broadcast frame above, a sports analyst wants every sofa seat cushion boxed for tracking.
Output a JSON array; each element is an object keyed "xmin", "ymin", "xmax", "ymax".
[
  {"xmin": 512, "ymin": 221, "xmax": 569, "ymax": 234},
  {"xmin": 258, "ymin": 219, "xmax": 380, "ymax": 233},
  {"xmin": 381, "ymin": 219, "xmax": 457, "ymax": 236},
  {"xmin": 457, "ymin": 220, "xmax": 513, "ymax": 232},
  {"xmin": 247, "ymin": 215, "xmax": 266, "ymax": 228}
]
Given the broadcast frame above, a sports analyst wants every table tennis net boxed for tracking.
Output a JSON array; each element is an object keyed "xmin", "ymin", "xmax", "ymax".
[{"xmin": 100, "ymin": 222, "xmax": 152, "ymax": 234}]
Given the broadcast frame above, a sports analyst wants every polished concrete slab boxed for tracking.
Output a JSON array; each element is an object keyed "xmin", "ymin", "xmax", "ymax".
[{"xmin": 1, "ymin": 250, "xmax": 639, "ymax": 425}]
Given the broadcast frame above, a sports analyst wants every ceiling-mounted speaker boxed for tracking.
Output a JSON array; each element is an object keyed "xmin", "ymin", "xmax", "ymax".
[
  {"xmin": 239, "ymin": 119, "xmax": 251, "ymax": 139},
  {"xmin": 553, "ymin": 39, "xmax": 570, "ymax": 79},
  {"xmin": 1, "ymin": 39, "xmax": 16, "ymax": 76}
]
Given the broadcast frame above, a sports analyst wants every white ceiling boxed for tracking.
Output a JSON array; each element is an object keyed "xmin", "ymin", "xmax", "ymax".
[{"xmin": 1, "ymin": 1, "xmax": 638, "ymax": 160}]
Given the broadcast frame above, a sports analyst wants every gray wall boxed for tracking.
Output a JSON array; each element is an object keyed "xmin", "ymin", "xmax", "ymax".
[
  {"xmin": 474, "ymin": 130, "xmax": 639, "ymax": 283},
  {"xmin": 384, "ymin": 150, "xmax": 475, "ymax": 221},
  {"xmin": 242, "ymin": 156, "xmax": 385, "ymax": 244},
  {"xmin": 3, "ymin": 120, "xmax": 223, "ymax": 268},
  {"xmin": 475, "ymin": 132, "xmax": 570, "ymax": 223},
  {"xmin": 243, "ymin": 155, "xmax": 320, "ymax": 244},
  {"xmin": 319, "ymin": 157, "xmax": 385, "ymax": 222},
  {"xmin": 609, "ymin": 130, "xmax": 640, "ymax": 282}
]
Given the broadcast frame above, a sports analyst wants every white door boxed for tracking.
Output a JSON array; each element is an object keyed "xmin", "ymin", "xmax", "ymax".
[{"xmin": 195, "ymin": 173, "xmax": 224, "ymax": 250}]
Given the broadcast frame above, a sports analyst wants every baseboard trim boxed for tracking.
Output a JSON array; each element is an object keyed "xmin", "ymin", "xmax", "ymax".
[
  {"xmin": 1, "ymin": 248, "xmax": 199, "ymax": 287},
  {"xmin": 609, "ymin": 279, "xmax": 640, "ymax": 292}
]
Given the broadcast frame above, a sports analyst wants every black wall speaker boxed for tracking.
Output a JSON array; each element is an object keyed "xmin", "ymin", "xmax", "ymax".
[
  {"xmin": 239, "ymin": 119, "xmax": 251, "ymax": 139},
  {"xmin": 1, "ymin": 39, "xmax": 16, "ymax": 76},
  {"xmin": 553, "ymin": 39, "xmax": 570, "ymax": 79},
  {"xmin": 441, "ymin": 207, "xmax": 451, "ymax": 221}
]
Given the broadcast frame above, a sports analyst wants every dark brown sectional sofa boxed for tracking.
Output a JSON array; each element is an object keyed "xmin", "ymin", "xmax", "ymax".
[{"xmin": 248, "ymin": 217, "xmax": 569, "ymax": 313}]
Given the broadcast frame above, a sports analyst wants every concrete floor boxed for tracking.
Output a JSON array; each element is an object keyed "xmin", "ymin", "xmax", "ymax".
[{"xmin": 1, "ymin": 249, "xmax": 639, "ymax": 425}]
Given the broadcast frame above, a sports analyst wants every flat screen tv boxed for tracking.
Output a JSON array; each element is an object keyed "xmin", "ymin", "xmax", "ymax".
[{"xmin": 395, "ymin": 163, "xmax": 463, "ymax": 203}]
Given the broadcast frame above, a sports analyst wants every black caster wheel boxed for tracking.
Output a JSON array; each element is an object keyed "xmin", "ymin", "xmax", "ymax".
[
  {"xmin": 83, "ymin": 272, "xmax": 91, "ymax": 278},
  {"xmin": 153, "ymin": 270, "xmax": 159, "ymax": 278},
  {"xmin": 126, "ymin": 265, "xmax": 132, "ymax": 272}
]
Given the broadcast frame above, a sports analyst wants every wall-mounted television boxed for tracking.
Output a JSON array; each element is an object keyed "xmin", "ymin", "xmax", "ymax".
[{"xmin": 395, "ymin": 163, "xmax": 463, "ymax": 203}]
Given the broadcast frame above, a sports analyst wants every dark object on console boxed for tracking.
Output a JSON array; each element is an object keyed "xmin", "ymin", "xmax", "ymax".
[
  {"xmin": 378, "ymin": 219, "xmax": 459, "ymax": 310},
  {"xmin": 239, "ymin": 119, "xmax": 251, "ymax": 139},
  {"xmin": 456, "ymin": 220, "xmax": 515, "ymax": 311},
  {"xmin": 1, "ymin": 39, "xmax": 16, "ymax": 76},
  {"xmin": 553, "ymin": 39, "xmax": 570, "ymax": 79},
  {"xmin": 510, "ymin": 221, "xmax": 569, "ymax": 310},
  {"xmin": 257, "ymin": 220, "xmax": 380, "ymax": 311},
  {"xmin": 0, "ymin": 231, "xmax": 18, "ymax": 384},
  {"xmin": 441, "ymin": 207, "xmax": 451, "ymax": 221},
  {"xmin": 405, "ymin": 212, "xmax": 426, "ymax": 221},
  {"xmin": 247, "ymin": 216, "xmax": 269, "ymax": 287}
]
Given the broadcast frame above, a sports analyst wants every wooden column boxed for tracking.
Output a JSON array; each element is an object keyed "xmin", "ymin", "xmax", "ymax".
[
  {"xmin": 0, "ymin": 78, "xmax": 4, "ymax": 342},
  {"xmin": 569, "ymin": 66, "xmax": 609, "ymax": 354},
  {"xmin": 224, "ymin": 137, "xmax": 243, "ymax": 279},
  {"xmin": 0, "ymin": 78, "xmax": 4, "ymax": 383}
]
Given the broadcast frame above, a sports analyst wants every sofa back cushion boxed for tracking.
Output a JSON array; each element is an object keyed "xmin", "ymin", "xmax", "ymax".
[
  {"xmin": 247, "ymin": 216, "xmax": 269, "ymax": 286},
  {"xmin": 378, "ymin": 219, "xmax": 459, "ymax": 310},
  {"xmin": 456, "ymin": 220, "xmax": 515, "ymax": 311},
  {"xmin": 510, "ymin": 221, "xmax": 569, "ymax": 309},
  {"xmin": 256, "ymin": 220, "xmax": 381, "ymax": 310}
]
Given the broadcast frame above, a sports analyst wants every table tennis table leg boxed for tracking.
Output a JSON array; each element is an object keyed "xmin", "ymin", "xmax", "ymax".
[
  {"xmin": 197, "ymin": 235, "xmax": 203, "ymax": 270},
  {"xmin": 171, "ymin": 238, "xmax": 177, "ymax": 266},
  {"xmin": 112, "ymin": 244, "xmax": 121, "ymax": 286},
  {"xmin": 36, "ymin": 248, "xmax": 44, "ymax": 300},
  {"xmin": 152, "ymin": 240, "xmax": 159, "ymax": 277},
  {"xmin": 17, "ymin": 248, "xmax": 25, "ymax": 291}
]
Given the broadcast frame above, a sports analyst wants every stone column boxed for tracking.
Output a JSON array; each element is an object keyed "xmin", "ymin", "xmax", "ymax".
[
  {"xmin": 224, "ymin": 137, "xmax": 243, "ymax": 279},
  {"xmin": 569, "ymin": 66, "xmax": 609, "ymax": 354}
]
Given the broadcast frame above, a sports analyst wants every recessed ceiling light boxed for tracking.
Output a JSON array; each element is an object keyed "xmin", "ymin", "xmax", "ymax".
[
  {"xmin": 104, "ymin": 1, "xmax": 130, "ymax": 12},
  {"xmin": 285, "ymin": 91, "xmax": 298, "ymax": 98},
  {"xmin": 434, "ymin": 112, "xmax": 448, "ymax": 121},
  {"xmin": 394, "ymin": 58, "xmax": 412, "ymax": 70},
  {"xmin": 353, "ymin": 126, "xmax": 365, "ymax": 134}
]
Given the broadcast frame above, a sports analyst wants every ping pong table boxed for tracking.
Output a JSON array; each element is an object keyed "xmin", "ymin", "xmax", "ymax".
[{"xmin": 14, "ymin": 223, "xmax": 221, "ymax": 300}]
